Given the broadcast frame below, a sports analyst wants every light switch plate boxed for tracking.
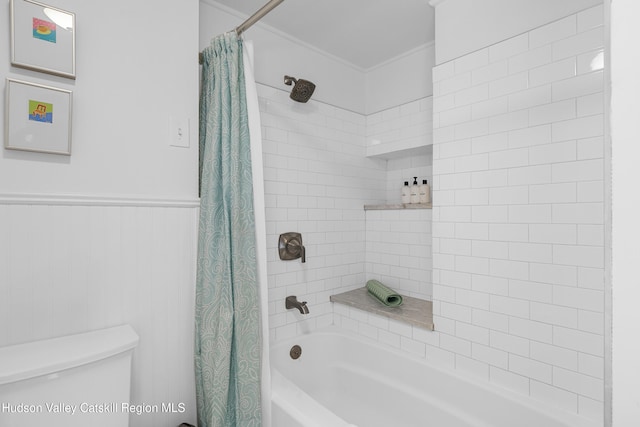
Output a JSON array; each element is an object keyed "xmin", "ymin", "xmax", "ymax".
[{"xmin": 169, "ymin": 116, "xmax": 190, "ymax": 148}]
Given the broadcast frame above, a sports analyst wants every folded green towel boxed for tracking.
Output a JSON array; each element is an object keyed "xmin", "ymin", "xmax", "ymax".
[{"xmin": 366, "ymin": 279, "xmax": 403, "ymax": 307}]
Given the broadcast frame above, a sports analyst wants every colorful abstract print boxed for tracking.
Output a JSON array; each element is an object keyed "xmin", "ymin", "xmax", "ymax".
[
  {"xmin": 29, "ymin": 100, "xmax": 53, "ymax": 123},
  {"xmin": 33, "ymin": 18, "xmax": 56, "ymax": 43}
]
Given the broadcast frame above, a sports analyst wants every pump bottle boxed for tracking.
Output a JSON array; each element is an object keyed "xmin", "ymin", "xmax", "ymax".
[
  {"xmin": 401, "ymin": 181, "xmax": 411, "ymax": 204},
  {"xmin": 419, "ymin": 179, "xmax": 430, "ymax": 204},
  {"xmin": 410, "ymin": 177, "xmax": 420, "ymax": 204}
]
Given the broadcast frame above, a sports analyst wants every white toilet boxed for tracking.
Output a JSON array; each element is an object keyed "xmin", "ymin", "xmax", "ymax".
[{"xmin": 0, "ymin": 324, "xmax": 139, "ymax": 427}]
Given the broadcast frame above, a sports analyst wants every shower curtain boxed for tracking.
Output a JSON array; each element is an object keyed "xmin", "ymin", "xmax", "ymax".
[{"xmin": 195, "ymin": 32, "xmax": 263, "ymax": 427}]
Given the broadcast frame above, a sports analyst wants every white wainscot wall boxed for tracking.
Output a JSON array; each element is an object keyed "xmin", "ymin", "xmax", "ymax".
[{"xmin": 0, "ymin": 200, "xmax": 199, "ymax": 427}]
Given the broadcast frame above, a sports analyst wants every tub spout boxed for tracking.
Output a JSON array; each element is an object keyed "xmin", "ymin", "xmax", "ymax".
[{"xmin": 285, "ymin": 296, "xmax": 309, "ymax": 314}]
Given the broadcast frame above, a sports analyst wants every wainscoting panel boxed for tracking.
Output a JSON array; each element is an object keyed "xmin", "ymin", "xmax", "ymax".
[{"xmin": 0, "ymin": 199, "xmax": 199, "ymax": 427}]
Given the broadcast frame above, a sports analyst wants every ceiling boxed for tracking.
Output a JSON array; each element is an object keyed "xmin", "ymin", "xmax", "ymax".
[{"xmin": 212, "ymin": 0, "xmax": 435, "ymax": 70}]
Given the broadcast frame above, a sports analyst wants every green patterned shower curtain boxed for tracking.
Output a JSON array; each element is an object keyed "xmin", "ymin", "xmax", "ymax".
[{"xmin": 195, "ymin": 32, "xmax": 262, "ymax": 427}]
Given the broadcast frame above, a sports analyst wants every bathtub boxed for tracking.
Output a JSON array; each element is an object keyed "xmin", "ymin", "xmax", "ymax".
[{"xmin": 270, "ymin": 327, "xmax": 599, "ymax": 427}]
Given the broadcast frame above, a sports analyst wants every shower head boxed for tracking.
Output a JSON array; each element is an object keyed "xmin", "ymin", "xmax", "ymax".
[{"xmin": 284, "ymin": 75, "xmax": 315, "ymax": 103}]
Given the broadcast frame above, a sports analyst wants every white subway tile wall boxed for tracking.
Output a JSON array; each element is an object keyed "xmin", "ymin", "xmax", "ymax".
[
  {"xmin": 385, "ymin": 154, "xmax": 433, "ymax": 205},
  {"xmin": 431, "ymin": 5, "xmax": 604, "ymax": 422},
  {"xmin": 366, "ymin": 97, "xmax": 434, "ymax": 158},
  {"xmin": 366, "ymin": 97, "xmax": 434, "ymax": 205},
  {"xmin": 365, "ymin": 209, "xmax": 433, "ymax": 299},
  {"xmin": 258, "ymin": 84, "xmax": 383, "ymax": 341},
  {"xmin": 259, "ymin": 84, "xmax": 435, "ymax": 340}
]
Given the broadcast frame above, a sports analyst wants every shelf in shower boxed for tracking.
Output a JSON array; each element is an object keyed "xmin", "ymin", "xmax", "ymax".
[
  {"xmin": 364, "ymin": 203, "xmax": 432, "ymax": 210},
  {"xmin": 330, "ymin": 287, "xmax": 434, "ymax": 331}
]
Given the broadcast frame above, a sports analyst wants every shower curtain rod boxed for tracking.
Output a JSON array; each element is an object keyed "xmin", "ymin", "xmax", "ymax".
[{"xmin": 199, "ymin": 0, "xmax": 285, "ymax": 64}]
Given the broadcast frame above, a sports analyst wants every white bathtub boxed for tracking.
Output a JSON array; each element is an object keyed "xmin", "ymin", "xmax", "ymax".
[{"xmin": 271, "ymin": 327, "xmax": 599, "ymax": 427}]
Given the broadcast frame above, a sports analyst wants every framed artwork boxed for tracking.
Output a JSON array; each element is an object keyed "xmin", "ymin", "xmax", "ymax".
[
  {"xmin": 5, "ymin": 78, "xmax": 73, "ymax": 155},
  {"xmin": 10, "ymin": 0, "xmax": 76, "ymax": 79}
]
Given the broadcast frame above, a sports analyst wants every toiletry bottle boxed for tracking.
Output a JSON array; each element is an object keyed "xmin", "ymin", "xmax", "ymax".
[
  {"xmin": 410, "ymin": 177, "xmax": 420, "ymax": 204},
  {"xmin": 401, "ymin": 181, "xmax": 411, "ymax": 204},
  {"xmin": 419, "ymin": 179, "xmax": 430, "ymax": 204}
]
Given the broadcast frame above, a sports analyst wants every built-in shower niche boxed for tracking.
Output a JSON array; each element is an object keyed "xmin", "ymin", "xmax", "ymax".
[{"xmin": 331, "ymin": 202, "xmax": 434, "ymax": 330}]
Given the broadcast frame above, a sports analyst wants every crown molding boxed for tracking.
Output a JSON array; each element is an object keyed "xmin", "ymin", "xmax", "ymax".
[{"xmin": 201, "ymin": 0, "xmax": 367, "ymax": 73}]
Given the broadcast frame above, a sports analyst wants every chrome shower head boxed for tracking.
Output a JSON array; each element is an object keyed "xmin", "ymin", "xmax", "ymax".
[{"xmin": 284, "ymin": 75, "xmax": 315, "ymax": 103}]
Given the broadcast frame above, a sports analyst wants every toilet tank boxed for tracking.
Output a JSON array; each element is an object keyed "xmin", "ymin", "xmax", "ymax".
[{"xmin": 0, "ymin": 325, "xmax": 139, "ymax": 427}]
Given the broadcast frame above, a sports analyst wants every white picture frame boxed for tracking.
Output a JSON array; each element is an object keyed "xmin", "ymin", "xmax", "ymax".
[
  {"xmin": 10, "ymin": 0, "xmax": 76, "ymax": 79},
  {"xmin": 5, "ymin": 78, "xmax": 73, "ymax": 156}
]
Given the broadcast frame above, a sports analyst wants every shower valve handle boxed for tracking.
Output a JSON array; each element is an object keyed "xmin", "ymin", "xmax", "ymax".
[
  {"xmin": 287, "ymin": 239, "xmax": 306, "ymax": 263},
  {"xmin": 278, "ymin": 232, "xmax": 306, "ymax": 263}
]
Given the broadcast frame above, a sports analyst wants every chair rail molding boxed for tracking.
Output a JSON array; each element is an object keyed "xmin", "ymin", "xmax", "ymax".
[{"xmin": 0, "ymin": 192, "xmax": 200, "ymax": 208}]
